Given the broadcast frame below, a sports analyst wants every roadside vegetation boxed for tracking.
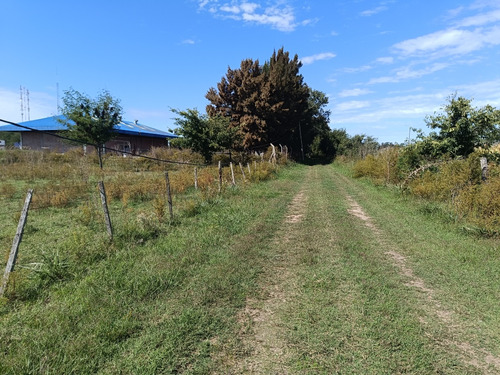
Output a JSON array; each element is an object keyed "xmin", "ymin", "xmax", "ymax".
[
  {"xmin": 0, "ymin": 146, "xmax": 286, "ymax": 374},
  {"xmin": 351, "ymin": 94, "xmax": 500, "ymax": 235}
]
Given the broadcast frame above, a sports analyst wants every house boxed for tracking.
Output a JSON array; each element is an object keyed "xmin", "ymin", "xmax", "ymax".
[{"xmin": 0, "ymin": 115, "xmax": 178, "ymax": 154}]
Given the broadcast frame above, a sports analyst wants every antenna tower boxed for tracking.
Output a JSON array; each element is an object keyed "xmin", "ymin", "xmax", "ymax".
[
  {"xmin": 27, "ymin": 89, "xmax": 30, "ymax": 121},
  {"xmin": 20, "ymin": 86, "xmax": 24, "ymax": 121},
  {"xmin": 19, "ymin": 86, "xmax": 31, "ymax": 121}
]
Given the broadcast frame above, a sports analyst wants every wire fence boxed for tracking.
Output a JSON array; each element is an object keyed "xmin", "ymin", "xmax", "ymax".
[{"xmin": 0, "ymin": 145, "xmax": 288, "ymax": 297}]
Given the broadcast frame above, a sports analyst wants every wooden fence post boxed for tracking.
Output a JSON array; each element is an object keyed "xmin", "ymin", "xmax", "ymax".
[
  {"xmin": 230, "ymin": 162, "xmax": 236, "ymax": 185},
  {"xmin": 98, "ymin": 181, "xmax": 113, "ymax": 240},
  {"xmin": 239, "ymin": 162, "xmax": 246, "ymax": 181},
  {"xmin": 218, "ymin": 161, "xmax": 222, "ymax": 193},
  {"xmin": 0, "ymin": 189, "xmax": 33, "ymax": 297},
  {"xmin": 194, "ymin": 167, "xmax": 198, "ymax": 190},
  {"xmin": 480, "ymin": 157, "xmax": 488, "ymax": 181},
  {"xmin": 165, "ymin": 172, "xmax": 174, "ymax": 220},
  {"xmin": 269, "ymin": 143, "xmax": 277, "ymax": 165}
]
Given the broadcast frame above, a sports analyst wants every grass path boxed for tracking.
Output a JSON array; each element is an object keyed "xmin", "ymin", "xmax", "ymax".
[
  {"xmin": 223, "ymin": 163, "xmax": 500, "ymax": 374},
  {"xmin": 2, "ymin": 163, "xmax": 500, "ymax": 374}
]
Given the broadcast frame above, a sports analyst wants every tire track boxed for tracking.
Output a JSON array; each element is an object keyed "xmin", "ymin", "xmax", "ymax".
[
  {"xmin": 336, "ymin": 171, "xmax": 500, "ymax": 374},
  {"xmin": 230, "ymin": 171, "xmax": 312, "ymax": 374}
]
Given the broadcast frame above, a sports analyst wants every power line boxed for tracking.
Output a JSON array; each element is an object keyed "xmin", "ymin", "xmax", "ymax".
[{"xmin": 0, "ymin": 118, "xmax": 206, "ymax": 167}]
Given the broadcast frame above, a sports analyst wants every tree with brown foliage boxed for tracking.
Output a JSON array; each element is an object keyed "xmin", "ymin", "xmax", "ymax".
[{"xmin": 206, "ymin": 48, "xmax": 313, "ymax": 156}]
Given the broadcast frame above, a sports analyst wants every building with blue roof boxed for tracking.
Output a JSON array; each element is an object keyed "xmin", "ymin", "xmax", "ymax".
[{"xmin": 0, "ymin": 115, "xmax": 178, "ymax": 154}]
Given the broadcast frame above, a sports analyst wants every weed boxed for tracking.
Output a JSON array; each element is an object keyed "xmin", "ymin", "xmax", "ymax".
[{"xmin": 152, "ymin": 196, "xmax": 166, "ymax": 221}]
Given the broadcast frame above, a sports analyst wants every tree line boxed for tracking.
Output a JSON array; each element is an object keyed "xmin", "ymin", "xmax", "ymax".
[{"xmin": 172, "ymin": 48, "xmax": 340, "ymax": 163}]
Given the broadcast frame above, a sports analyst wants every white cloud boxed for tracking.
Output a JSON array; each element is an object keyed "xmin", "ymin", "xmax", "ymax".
[
  {"xmin": 445, "ymin": 6, "xmax": 466, "ymax": 20},
  {"xmin": 393, "ymin": 26, "xmax": 500, "ymax": 58},
  {"xmin": 368, "ymin": 63, "xmax": 449, "ymax": 84},
  {"xmin": 199, "ymin": 1, "xmax": 310, "ymax": 32},
  {"xmin": 338, "ymin": 88, "xmax": 373, "ymax": 98},
  {"xmin": 182, "ymin": 39, "xmax": 196, "ymax": 45},
  {"xmin": 301, "ymin": 52, "xmax": 336, "ymax": 65},
  {"xmin": 343, "ymin": 65, "xmax": 372, "ymax": 73},
  {"xmin": 334, "ymin": 100, "xmax": 370, "ymax": 112},
  {"xmin": 456, "ymin": 9, "xmax": 500, "ymax": 26},
  {"xmin": 240, "ymin": 2, "xmax": 259, "ymax": 14},
  {"xmin": 333, "ymin": 79, "xmax": 500, "ymax": 129},
  {"xmin": 220, "ymin": 5, "xmax": 241, "ymax": 14},
  {"xmin": 376, "ymin": 57, "xmax": 394, "ymax": 64},
  {"xmin": 333, "ymin": 92, "xmax": 447, "ymax": 125},
  {"xmin": 360, "ymin": 6, "xmax": 387, "ymax": 17}
]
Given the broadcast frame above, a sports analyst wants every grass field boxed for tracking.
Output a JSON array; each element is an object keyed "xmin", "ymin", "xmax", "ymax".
[{"xmin": 1, "ymin": 157, "xmax": 500, "ymax": 373}]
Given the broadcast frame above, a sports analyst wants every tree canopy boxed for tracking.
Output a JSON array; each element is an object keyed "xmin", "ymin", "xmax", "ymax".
[
  {"xmin": 205, "ymin": 48, "xmax": 327, "ymax": 158},
  {"xmin": 171, "ymin": 108, "xmax": 239, "ymax": 163},
  {"xmin": 423, "ymin": 94, "xmax": 500, "ymax": 158},
  {"xmin": 60, "ymin": 89, "xmax": 122, "ymax": 168}
]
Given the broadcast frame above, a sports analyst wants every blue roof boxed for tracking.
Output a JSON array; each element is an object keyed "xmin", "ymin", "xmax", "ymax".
[{"xmin": 0, "ymin": 115, "xmax": 178, "ymax": 139}]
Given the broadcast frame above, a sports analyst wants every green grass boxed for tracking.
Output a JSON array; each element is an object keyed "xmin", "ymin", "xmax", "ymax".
[
  {"xmin": 2, "ymin": 160, "xmax": 500, "ymax": 373},
  {"xmin": 0, "ymin": 161, "xmax": 302, "ymax": 374}
]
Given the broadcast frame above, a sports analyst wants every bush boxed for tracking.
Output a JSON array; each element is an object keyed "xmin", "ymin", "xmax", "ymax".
[{"xmin": 353, "ymin": 147, "xmax": 400, "ymax": 184}]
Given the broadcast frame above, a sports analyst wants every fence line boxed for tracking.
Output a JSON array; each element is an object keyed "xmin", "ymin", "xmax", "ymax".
[{"xmin": 0, "ymin": 148, "xmax": 288, "ymax": 296}]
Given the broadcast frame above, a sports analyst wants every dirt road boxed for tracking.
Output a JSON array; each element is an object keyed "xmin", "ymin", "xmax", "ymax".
[{"xmin": 224, "ymin": 164, "xmax": 500, "ymax": 374}]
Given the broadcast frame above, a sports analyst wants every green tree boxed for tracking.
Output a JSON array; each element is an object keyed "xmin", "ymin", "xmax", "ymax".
[
  {"xmin": 303, "ymin": 89, "xmax": 334, "ymax": 160},
  {"xmin": 171, "ymin": 109, "xmax": 239, "ymax": 163},
  {"xmin": 60, "ymin": 89, "xmax": 122, "ymax": 168},
  {"xmin": 206, "ymin": 48, "xmax": 312, "ymax": 156},
  {"xmin": 424, "ymin": 94, "xmax": 500, "ymax": 158},
  {"xmin": 263, "ymin": 48, "xmax": 310, "ymax": 154}
]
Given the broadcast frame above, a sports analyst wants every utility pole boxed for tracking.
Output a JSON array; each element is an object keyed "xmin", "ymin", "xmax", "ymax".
[{"xmin": 298, "ymin": 121, "xmax": 304, "ymax": 161}]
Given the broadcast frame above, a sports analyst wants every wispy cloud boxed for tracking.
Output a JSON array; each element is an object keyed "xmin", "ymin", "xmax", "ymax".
[
  {"xmin": 198, "ymin": 1, "xmax": 310, "ymax": 32},
  {"xmin": 182, "ymin": 39, "xmax": 196, "ymax": 45},
  {"xmin": 338, "ymin": 88, "xmax": 373, "ymax": 98},
  {"xmin": 334, "ymin": 79, "xmax": 500, "ymax": 129},
  {"xmin": 360, "ymin": 6, "xmax": 387, "ymax": 17},
  {"xmin": 393, "ymin": 26, "xmax": 500, "ymax": 58},
  {"xmin": 369, "ymin": 62, "xmax": 449, "ymax": 84},
  {"xmin": 335, "ymin": 100, "xmax": 371, "ymax": 111},
  {"xmin": 376, "ymin": 57, "xmax": 394, "ymax": 64},
  {"xmin": 301, "ymin": 52, "xmax": 336, "ymax": 65},
  {"xmin": 343, "ymin": 65, "xmax": 372, "ymax": 73},
  {"xmin": 358, "ymin": 2, "xmax": 500, "ymax": 87},
  {"xmin": 455, "ymin": 8, "xmax": 500, "ymax": 27}
]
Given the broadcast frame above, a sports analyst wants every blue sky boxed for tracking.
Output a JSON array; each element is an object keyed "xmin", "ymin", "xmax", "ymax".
[{"xmin": 1, "ymin": 0, "xmax": 500, "ymax": 143}]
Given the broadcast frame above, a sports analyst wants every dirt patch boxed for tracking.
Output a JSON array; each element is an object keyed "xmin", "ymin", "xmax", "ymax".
[
  {"xmin": 345, "ymin": 194, "xmax": 500, "ymax": 373},
  {"xmin": 231, "ymin": 189, "xmax": 308, "ymax": 374},
  {"xmin": 346, "ymin": 195, "xmax": 374, "ymax": 226}
]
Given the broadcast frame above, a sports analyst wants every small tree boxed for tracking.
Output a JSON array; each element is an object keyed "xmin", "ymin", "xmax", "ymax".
[
  {"xmin": 60, "ymin": 89, "xmax": 123, "ymax": 168},
  {"xmin": 171, "ymin": 108, "xmax": 240, "ymax": 163},
  {"xmin": 424, "ymin": 94, "xmax": 500, "ymax": 158}
]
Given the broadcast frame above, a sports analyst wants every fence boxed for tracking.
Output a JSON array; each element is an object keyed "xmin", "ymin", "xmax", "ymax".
[{"xmin": 0, "ymin": 147, "xmax": 288, "ymax": 297}]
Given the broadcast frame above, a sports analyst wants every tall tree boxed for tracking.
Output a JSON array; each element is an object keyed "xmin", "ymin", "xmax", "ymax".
[
  {"xmin": 262, "ymin": 48, "xmax": 310, "ymax": 152},
  {"xmin": 206, "ymin": 48, "xmax": 312, "ymax": 155},
  {"xmin": 206, "ymin": 59, "xmax": 266, "ymax": 149},
  {"xmin": 61, "ymin": 89, "xmax": 122, "ymax": 168}
]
